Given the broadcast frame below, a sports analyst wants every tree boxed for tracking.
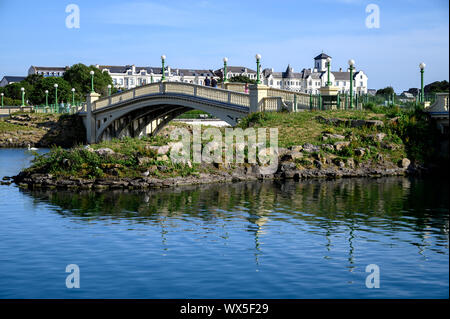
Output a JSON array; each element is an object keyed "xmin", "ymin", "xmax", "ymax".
[
  {"xmin": 376, "ymin": 86, "xmax": 394, "ymax": 96},
  {"xmin": 424, "ymin": 80, "xmax": 449, "ymax": 94},
  {"xmin": 3, "ymin": 81, "xmax": 34, "ymax": 103},
  {"xmin": 24, "ymin": 74, "xmax": 44, "ymax": 86},
  {"xmin": 31, "ymin": 77, "xmax": 72, "ymax": 105},
  {"xmin": 228, "ymin": 75, "xmax": 257, "ymax": 84},
  {"xmin": 63, "ymin": 63, "xmax": 113, "ymax": 99}
]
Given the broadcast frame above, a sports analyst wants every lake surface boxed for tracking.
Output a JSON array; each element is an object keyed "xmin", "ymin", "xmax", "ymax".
[{"xmin": 0, "ymin": 148, "xmax": 448, "ymax": 298}]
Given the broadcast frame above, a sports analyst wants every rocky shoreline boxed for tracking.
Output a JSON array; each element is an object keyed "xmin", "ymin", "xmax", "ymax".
[
  {"xmin": 7, "ymin": 159, "xmax": 422, "ymax": 191},
  {"xmin": 0, "ymin": 113, "xmax": 85, "ymax": 148}
]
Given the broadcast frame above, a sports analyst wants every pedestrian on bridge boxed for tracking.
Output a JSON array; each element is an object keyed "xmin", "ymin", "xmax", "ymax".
[
  {"xmin": 204, "ymin": 76, "xmax": 211, "ymax": 86},
  {"xmin": 211, "ymin": 78, "xmax": 217, "ymax": 88}
]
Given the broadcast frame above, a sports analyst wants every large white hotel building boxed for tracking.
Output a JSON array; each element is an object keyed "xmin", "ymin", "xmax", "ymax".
[{"xmin": 24, "ymin": 53, "xmax": 367, "ymax": 94}]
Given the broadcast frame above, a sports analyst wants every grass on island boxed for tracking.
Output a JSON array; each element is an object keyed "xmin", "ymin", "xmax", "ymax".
[{"xmin": 25, "ymin": 104, "xmax": 441, "ymax": 180}]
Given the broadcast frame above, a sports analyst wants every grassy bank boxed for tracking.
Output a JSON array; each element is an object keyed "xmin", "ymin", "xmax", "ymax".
[{"xmin": 22, "ymin": 105, "xmax": 444, "ymax": 181}]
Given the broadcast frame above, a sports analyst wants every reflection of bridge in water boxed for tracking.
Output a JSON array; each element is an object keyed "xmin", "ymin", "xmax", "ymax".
[{"xmin": 75, "ymin": 82, "xmax": 314, "ymax": 143}]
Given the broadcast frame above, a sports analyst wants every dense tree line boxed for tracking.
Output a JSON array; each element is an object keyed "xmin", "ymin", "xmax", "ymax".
[
  {"xmin": 0, "ymin": 63, "xmax": 115, "ymax": 106},
  {"xmin": 424, "ymin": 80, "xmax": 449, "ymax": 94}
]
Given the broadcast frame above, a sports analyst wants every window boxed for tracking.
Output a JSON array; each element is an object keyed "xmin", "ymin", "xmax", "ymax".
[
  {"xmin": 119, "ymin": 78, "xmax": 123, "ymax": 85},
  {"xmin": 336, "ymin": 81, "xmax": 339, "ymax": 86},
  {"xmin": 342, "ymin": 81, "xmax": 346, "ymax": 86},
  {"xmin": 360, "ymin": 82, "xmax": 363, "ymax": 86},
  {"xmin": 128, "ymin": 71, "xmax": 132, "ymax": 75}
]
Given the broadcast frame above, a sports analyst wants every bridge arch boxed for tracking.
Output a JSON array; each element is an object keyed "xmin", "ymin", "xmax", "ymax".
[{"xmin": 93, "ymin": 94, "xmax": 248, "ymax": 142}]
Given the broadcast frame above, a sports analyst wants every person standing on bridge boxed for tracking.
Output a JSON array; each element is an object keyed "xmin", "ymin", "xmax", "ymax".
[
  {"xmin": 204, "ymin": 76, "xmax": 211, "ymax": 86},
  {"xmin": 244, "ymin": 83, "xmax": 249, "ymax": 93},
  {"xmin": 211, "ymin": 77, "xmax": 217, "ymax": 88}
]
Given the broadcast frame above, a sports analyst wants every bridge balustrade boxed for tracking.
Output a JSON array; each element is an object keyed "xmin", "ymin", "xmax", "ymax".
[{"xmin": 92, "ymin": 82, "xmax": 251, "ymax": 111}]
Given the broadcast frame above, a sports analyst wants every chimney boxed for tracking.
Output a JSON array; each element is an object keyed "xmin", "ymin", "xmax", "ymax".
[
  {"xmin": 339, "ymin": 67, "xmax": 342, "ymax": 72},
  {"xmin": 132, "ymin": 65, "xmax": 136, "ymax": 73},
  {"xmin": 271, "ymin": 68, "xmax": 274, "ymax": 72}
]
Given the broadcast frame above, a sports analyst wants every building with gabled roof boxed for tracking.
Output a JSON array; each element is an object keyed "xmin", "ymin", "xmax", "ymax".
[
  {"xmin": 262, "ymin": 53, "xmax": 368, "ymax": 94},
  {"xmin": 0, "ymin": 76, "xmax": 26, "ymax": 87}
]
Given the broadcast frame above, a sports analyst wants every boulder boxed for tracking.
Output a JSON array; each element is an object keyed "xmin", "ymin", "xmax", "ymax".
[
  {"xmin": 321, "ymin": 144, "xmax": 335, "ymax": 152},
  {"xmin": 289, "ymin": 145, "xmax": 303, "ymax": 152},
  {"xmin": 399, "ymin": 158, "xmax": 411, "ymax": 169},
  {"xmin": 334, "ymin": 141, "xmax": 350, "ymax": 151},
  {"xmin": 95, "ymin": 148, "xmax": 115, "ymax": 156},
  {"xmin": 323, "ymin": 133, "xmax": 345, "ymax": 141},
  {"xmin": 302, "ymin": 143, "xmax": 320, "ymax": 153}
]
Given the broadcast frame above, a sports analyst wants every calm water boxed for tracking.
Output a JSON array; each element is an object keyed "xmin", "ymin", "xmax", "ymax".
[{"xmin": 0, "ymin": 148, "xmax": 448, "ymax": 299}]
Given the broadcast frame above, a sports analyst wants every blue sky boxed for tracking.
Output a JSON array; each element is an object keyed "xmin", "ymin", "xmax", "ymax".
[{"xmin": 0, "ymin": 0, "xmax": 448, "ymax": 91}]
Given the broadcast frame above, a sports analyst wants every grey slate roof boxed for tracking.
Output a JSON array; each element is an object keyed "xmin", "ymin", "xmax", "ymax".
[
  {"xmin": 31, "ymin": 66, "xmax": 68, "ymax": 71},
  {"xmin": 314, "ymin": 53, "xmax": 331, "ymax": 60},
  {"xmin": 2, "ymin": 76, "xmax": 26, "ymax": 83},
  {"xmin": 331, "ymin": 71, "xmax": 351, "ymax": 80}
]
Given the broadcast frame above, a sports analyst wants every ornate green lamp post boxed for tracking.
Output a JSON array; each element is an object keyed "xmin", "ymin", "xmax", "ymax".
[
  {"xmin": 107, "ymin": 84, "xmax": 112, "ymax": 96},
  {"xmin": 21, "ymin": 87, "xmax": 25, "ymax": 106},
  {"xmin": 1, "ymin": 93, "xmax": 3, "ymax": 107},
  {"xmin": 348, "ymin": 59, "xmax": 355, "ymax": 108},
  {"xmin": 255, "ymin": 54, "xmax": 261, "ymax": 84},
  {"xmin": 419, "ymin": 62, "xmax": 425, "ymax": 103},
  {"xmin": 71, "ymin": 88, "xmax": 75, "ymax": 105},
  {"xmin": 151, "ymin": 74, "xmax": 154, "ymax": 83},
  {"xmin": 161, "ymin": 55, "xmax": 166, "ymax": 81},
  {"xmin": 90, "ymin": 70, "xmax": 95, "ymax": 93},
  {"xmin": 223, "ymin": 57, "xmax": 228, "ymax": 83},
  {"xmin": 326, "ymin": 57, "xmax": 332, "ymax": 86},
  {"xmin": 45, "ymin": 90, "xmax": 49, "ymax": 107},
  {"xmin": 54, "ymin": 83, "xmax": 58, "ymax": 108}
]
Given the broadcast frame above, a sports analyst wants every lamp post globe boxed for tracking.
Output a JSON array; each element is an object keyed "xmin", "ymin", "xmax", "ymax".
[
  {"xmin": 419, "ymin": 62, "xmax": 426, "ymax": 70},
  {"xmin": 223, "ymin": 57, "xmax": 228, "ymax": 63},
  {"xmin": 348, "ymin": 59, "xmax": 355, "ymax": 67}
]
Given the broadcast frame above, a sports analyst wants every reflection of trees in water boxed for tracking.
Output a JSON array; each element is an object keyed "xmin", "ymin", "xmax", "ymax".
[{"xmin": 24, "ymin": 177, "xmax": 449, "ymax": 257}]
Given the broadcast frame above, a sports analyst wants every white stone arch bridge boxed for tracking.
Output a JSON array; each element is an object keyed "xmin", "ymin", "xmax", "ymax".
[{"xmin": 77, "ymin": 81, "xmax": 312, "ymax": 143}]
